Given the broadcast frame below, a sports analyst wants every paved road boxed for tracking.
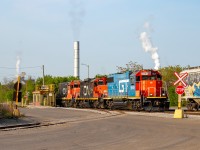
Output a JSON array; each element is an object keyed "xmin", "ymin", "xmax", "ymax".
[{"xmin": 0, "ymin": 107, "xmax": 200, "ymax": 150}]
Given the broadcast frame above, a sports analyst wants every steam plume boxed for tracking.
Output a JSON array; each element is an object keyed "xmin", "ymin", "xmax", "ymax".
[
  {"xmin": 69, "ymin": 0, "xmax": 85, "ymax": 40},
  {"xmin": 139, "ymin": 22, "xmax": 160, "ymax": 70},
  {"xmin": 16, "ymin": 56, "xmax": 21, "ymax": 77}
]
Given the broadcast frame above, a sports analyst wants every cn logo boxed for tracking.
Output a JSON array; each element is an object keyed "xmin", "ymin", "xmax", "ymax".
[
  {"xmin": 83, "ymin": 85, "xmax": 93, "ymax": 96},
  {"xmin": 83, "ymin": 85, "xmax": 89, "ymax": 96}
]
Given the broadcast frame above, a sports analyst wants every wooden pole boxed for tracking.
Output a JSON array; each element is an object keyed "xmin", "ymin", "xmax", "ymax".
[{"xmin": 16, "ymin": 76, "xmax": 21, "ymax": 107}]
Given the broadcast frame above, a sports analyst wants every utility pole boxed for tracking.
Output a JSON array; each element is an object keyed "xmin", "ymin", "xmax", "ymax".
[
  {"xmin": 16, "ymin": 76, "xmax": 21, "ymax": 107},
  {"xmin": 42, "ymin": 65, "xmax": 45, "ymax": 86},
  {"xmin": 81, "ymin": 63, "xmax": 89, "ymax": 79}
]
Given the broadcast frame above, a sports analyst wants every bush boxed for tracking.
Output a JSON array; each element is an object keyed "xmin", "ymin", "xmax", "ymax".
[
  {"xmin": 0, "ymin": 103, "xmax": 14, "ymax": 118},
  {"xmin": 168, "ymin": 86, "xmax": 178, "ymax": 106}
]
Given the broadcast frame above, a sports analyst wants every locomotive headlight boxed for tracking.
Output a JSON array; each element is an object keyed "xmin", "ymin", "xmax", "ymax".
[
  {"xmin": 150, "ymin": 93, "xmax": 153, "ymax": 96},
  {"xmin": 162, "ymin": 93, "xmax": 166, "ymax": 96}
]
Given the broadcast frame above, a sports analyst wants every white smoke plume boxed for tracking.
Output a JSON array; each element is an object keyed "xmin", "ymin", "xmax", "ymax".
[
  {"xmin": 16, "ymin": 56, "xmax": 21, "ymax": 77},
  {"xmin": 139, "ymin": 23, "xmax": 160, "ymax": 70},
  {"xmin": 69, "ymin": 0, "xmax": 85, "ymax": 40}
]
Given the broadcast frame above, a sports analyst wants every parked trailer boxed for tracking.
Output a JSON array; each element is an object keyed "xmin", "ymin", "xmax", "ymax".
[{"xmin": 181, "ymin": 66, "xmax": 200, "ymax": 110}]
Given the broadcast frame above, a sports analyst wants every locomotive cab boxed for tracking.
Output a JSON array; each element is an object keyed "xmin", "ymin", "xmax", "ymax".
[
  {"xmin": 67, "ymin": 80, "xmax": 80, "ymax": 99},
  {"xmin": 135, "ymin": 70, "xmax": 167, "ymax": 98},
  {"xmin": 93, "ymin": 77, "xmax": 108, "ymax": 98},
  {"xmin": 135, "ymin": 70, "xmax": 169, "ymax": 111}
]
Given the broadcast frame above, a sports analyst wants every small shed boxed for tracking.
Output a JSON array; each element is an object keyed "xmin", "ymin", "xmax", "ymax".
[{"xmin": 32, "ymin": 84, "xmax": 56, "ymax": 106}]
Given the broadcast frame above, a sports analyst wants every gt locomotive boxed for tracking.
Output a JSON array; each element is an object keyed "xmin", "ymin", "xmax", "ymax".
[{"xmin": 57, "ymin": 69, "xmax": 170, "ymax": 111}]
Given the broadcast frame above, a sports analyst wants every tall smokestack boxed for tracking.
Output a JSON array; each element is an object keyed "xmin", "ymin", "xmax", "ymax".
[{"xmin": 74, "ymin": 41, "xmax": 80, "ymax": 78}]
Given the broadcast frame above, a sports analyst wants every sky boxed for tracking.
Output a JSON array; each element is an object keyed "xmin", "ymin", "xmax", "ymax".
[{"xmin": 0, "ymin": 0, "xmax": 200, "ymax": 83}]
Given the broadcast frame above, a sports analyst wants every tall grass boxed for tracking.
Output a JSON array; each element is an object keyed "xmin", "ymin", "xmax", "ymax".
[{"xmin": 0, "ymin": 103, "xmax": 14, "ymax": 118}]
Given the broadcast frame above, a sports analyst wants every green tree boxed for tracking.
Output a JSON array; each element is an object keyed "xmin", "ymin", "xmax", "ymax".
[
  {"xmin": 116, "ymin": 61, "xmax": 143, "ymax": 73},
  {"xmin": 168, "ymin": 86, "xmax": 178, "ymax": 106},
  {"xmin": 22, "ymin": 78, "xmax": 36, "ymax": 102},
  {"xmin": 35, "ymin": 75, "xmax": 78, "ymax": 92},
  {"xmin": 0, "ymin": 80, "xmax": 14, "ymax": 102},
  {"xmin": 95, "ymin": 74, "xmax": 107, "ymax": 78},
  {"xmin": 158, "ymin": 65, "xmax": 185, "ymax": 106},
  {"xmin": 159, "ymin": 65, "xmax": 184, "ymax": 89}
]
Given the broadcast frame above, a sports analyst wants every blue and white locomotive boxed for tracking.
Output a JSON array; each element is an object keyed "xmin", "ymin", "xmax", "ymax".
[{"xmin": 106, "ymin": 70, "xmax": 169, "ymax": 111}]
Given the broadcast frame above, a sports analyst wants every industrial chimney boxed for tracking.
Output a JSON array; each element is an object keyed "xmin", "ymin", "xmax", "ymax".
[{"xmin": 74, "ymin": 41, "xmax": 80, "ymax": 78}]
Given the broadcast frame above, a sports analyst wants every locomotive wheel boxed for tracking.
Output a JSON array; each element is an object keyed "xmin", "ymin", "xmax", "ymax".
[
  {"xmin": 93, "ymin": 101, "xmax": 99, "ymax": 108},
  {"xmin": 98, "ymin": 98, "xmax": 105, "ymax": 109},
  {"xmin": 133, "ymin": 101, "xmax": 142, "ymax": 111},
  {"xmin": 196, "ymin": 104, "xmax": 199, "ymax": 111},
  {"xmin": 132, "ymin": 101, "xmax": 137, "ymax": 111},
  {"xmin": 127, "ymin": 101, "xmax": 133, "ymax": 110},
  {"xmin": 89, "ymin": 101, "xmax": 93, "ymax": 108},
  {"xmin": 69, "ymin": 101, "xmax": 72, "ymax": 107},
  {"xmin": 187, "ymin": 102, "xmax": 195, "ymax": 111},
  {"xmin": 62, "ymin": 101, "xmax": 68, "ymax": 107},
  {"xmin": 106, "ymin": 100, "xmax": 113, "ymax": 109},
  {"xmin": 187, "ymin": 102, "xmax": 199, "ymax": 111},
  {"xmin": 148, "ymin": 102, "xmax": 153, "ymax": 112},
  {"xmin": 72, "ymin": 102, "xmax": 77, "ymax": 108},
  {"xmin": 71, "ymin": 99, "xmax": 77, "ymax": 108},
  {"xmin": 78, "ymin": 101, "xmax": 85, "ymax": 108}
]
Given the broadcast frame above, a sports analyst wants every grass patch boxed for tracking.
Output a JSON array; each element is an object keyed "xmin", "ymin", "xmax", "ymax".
[{"xmin": 0, "ymin": 103, "xmax": 14, "ymax": 118}]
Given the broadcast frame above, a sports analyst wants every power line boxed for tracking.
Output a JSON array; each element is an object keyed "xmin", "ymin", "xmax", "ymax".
[{"xmin": 0, "ymin": 66, "xmax": 41, "ymax": 70}]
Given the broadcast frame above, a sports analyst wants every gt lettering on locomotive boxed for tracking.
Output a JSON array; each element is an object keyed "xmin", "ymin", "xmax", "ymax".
[{"xmin": 119, "ymin": 79, "xmax": 129, "ymax": 93}]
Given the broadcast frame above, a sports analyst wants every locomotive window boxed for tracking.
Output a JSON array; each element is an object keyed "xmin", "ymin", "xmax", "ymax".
[
  {"xmin": 150, "ymin": 76, "xmax": 156, "ymax": 80},
  {"xmin": 142, "ymin": 76, "xmax": 149, "ymax": 80},
  {"xmin": 98, "ymin": 81, "xmax": 104, "ymax": 85},
  {"xmin": 130, "ymin": 77, "xmax": 135, "ymax": 85},
  {"xmin": 94, "ymin": 82, "xmax": 97, "ymax": 86},
  {"xmin": 107, "ymin": 77, "xmax": 114, "ymax": 83},
  {"xmin": 157, "ymin": 74, "xmax": 162, "ymax": 80},
  {"xmin": 136, "ymin": 76, "xmax": 140, "ymax": 81},
  {"xmin": 74, "ymin": 84, "xmax": 79, "ymax": 88}
]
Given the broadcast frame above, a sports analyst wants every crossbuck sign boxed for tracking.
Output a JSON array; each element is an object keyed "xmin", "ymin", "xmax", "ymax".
[{"xmin": 173, "ymin": 72, "xmax": 188, "ymax": 87}]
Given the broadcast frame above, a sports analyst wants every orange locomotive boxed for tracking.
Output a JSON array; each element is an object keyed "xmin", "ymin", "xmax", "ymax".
[
  {"xmin": 63, "ymin": 77, "xmax": 108, "ymax": 108},
  {"xmin": 67, "ymin": 80, "xmax": 80, "ymax": 99},
  {"xmin": 134, "ymin": 70, "xmax": 168, "ymax": 110}
]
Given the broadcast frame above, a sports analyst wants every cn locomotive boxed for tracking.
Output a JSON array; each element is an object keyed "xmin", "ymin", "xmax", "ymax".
[{"xmin": 57, "ymin": 69, "xmax": 170, "ymax": 111}]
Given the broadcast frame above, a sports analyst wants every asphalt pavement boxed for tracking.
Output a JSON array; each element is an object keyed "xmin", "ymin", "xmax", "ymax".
[
  {"xmin": 0, "ymin": 106, "xmax": 200, "ymax": 131},
  {"xmin": 0, "ymin": 105, "xmax": 119, "ymax": 131}
]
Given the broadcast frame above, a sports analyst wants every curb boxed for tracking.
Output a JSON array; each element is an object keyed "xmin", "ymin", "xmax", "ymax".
[{"xmin": 0, "ymin": 122, "xmax": 41, "ymax": 131}]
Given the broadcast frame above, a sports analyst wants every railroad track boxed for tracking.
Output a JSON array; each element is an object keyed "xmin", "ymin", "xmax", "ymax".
[
  {"xmin": 165, "ymin": 110, "xmax": 200, "ymax": 115},
  {"xmin": 92, "ymin": 107, "xmax": 200, "ymax": 116}
]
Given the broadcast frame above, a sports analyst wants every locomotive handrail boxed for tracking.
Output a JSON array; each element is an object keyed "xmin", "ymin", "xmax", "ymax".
[{"xmin": 160, "ymin": 87, "xmax": 166, "ymax": 97}]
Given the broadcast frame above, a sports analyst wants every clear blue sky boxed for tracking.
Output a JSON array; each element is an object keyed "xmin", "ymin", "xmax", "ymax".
[{"xmin": 0, "ymin": 0, "xmax": 200, "ymax": 82}]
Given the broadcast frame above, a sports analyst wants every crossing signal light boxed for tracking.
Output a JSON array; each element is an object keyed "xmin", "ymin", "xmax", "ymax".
[
  {"xmin": 14, "ymin": 82, "xmax": 22, "ymax": 91},
  {"xmin": 13, "ymin": 77, "xmax": 23, "ymax": 103}
]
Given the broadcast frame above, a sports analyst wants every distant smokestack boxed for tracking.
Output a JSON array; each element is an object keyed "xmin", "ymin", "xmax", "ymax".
[{"xmin": 74, "ymin": 41, "xmax": 80, "ymax": 78}]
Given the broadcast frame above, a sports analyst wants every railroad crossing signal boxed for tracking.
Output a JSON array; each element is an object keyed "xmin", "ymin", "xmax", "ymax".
[
  {"xmin": 14, "ymin": 82, "xmax": 22, "ymax": 91},
  {"xmin": 173, "ymin": 72, "xmax": 188, "ymax": 118},
  {"xmin": 13, "ymin": 76, "xmax": 22, "ymax": 103},
  {"xmin": 174, "ymin": 72, "xmax": 188, "ymax": 87},
  {"xmin": 13, "ymin": 91, "xmax": 22, "ymax": 102}
]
